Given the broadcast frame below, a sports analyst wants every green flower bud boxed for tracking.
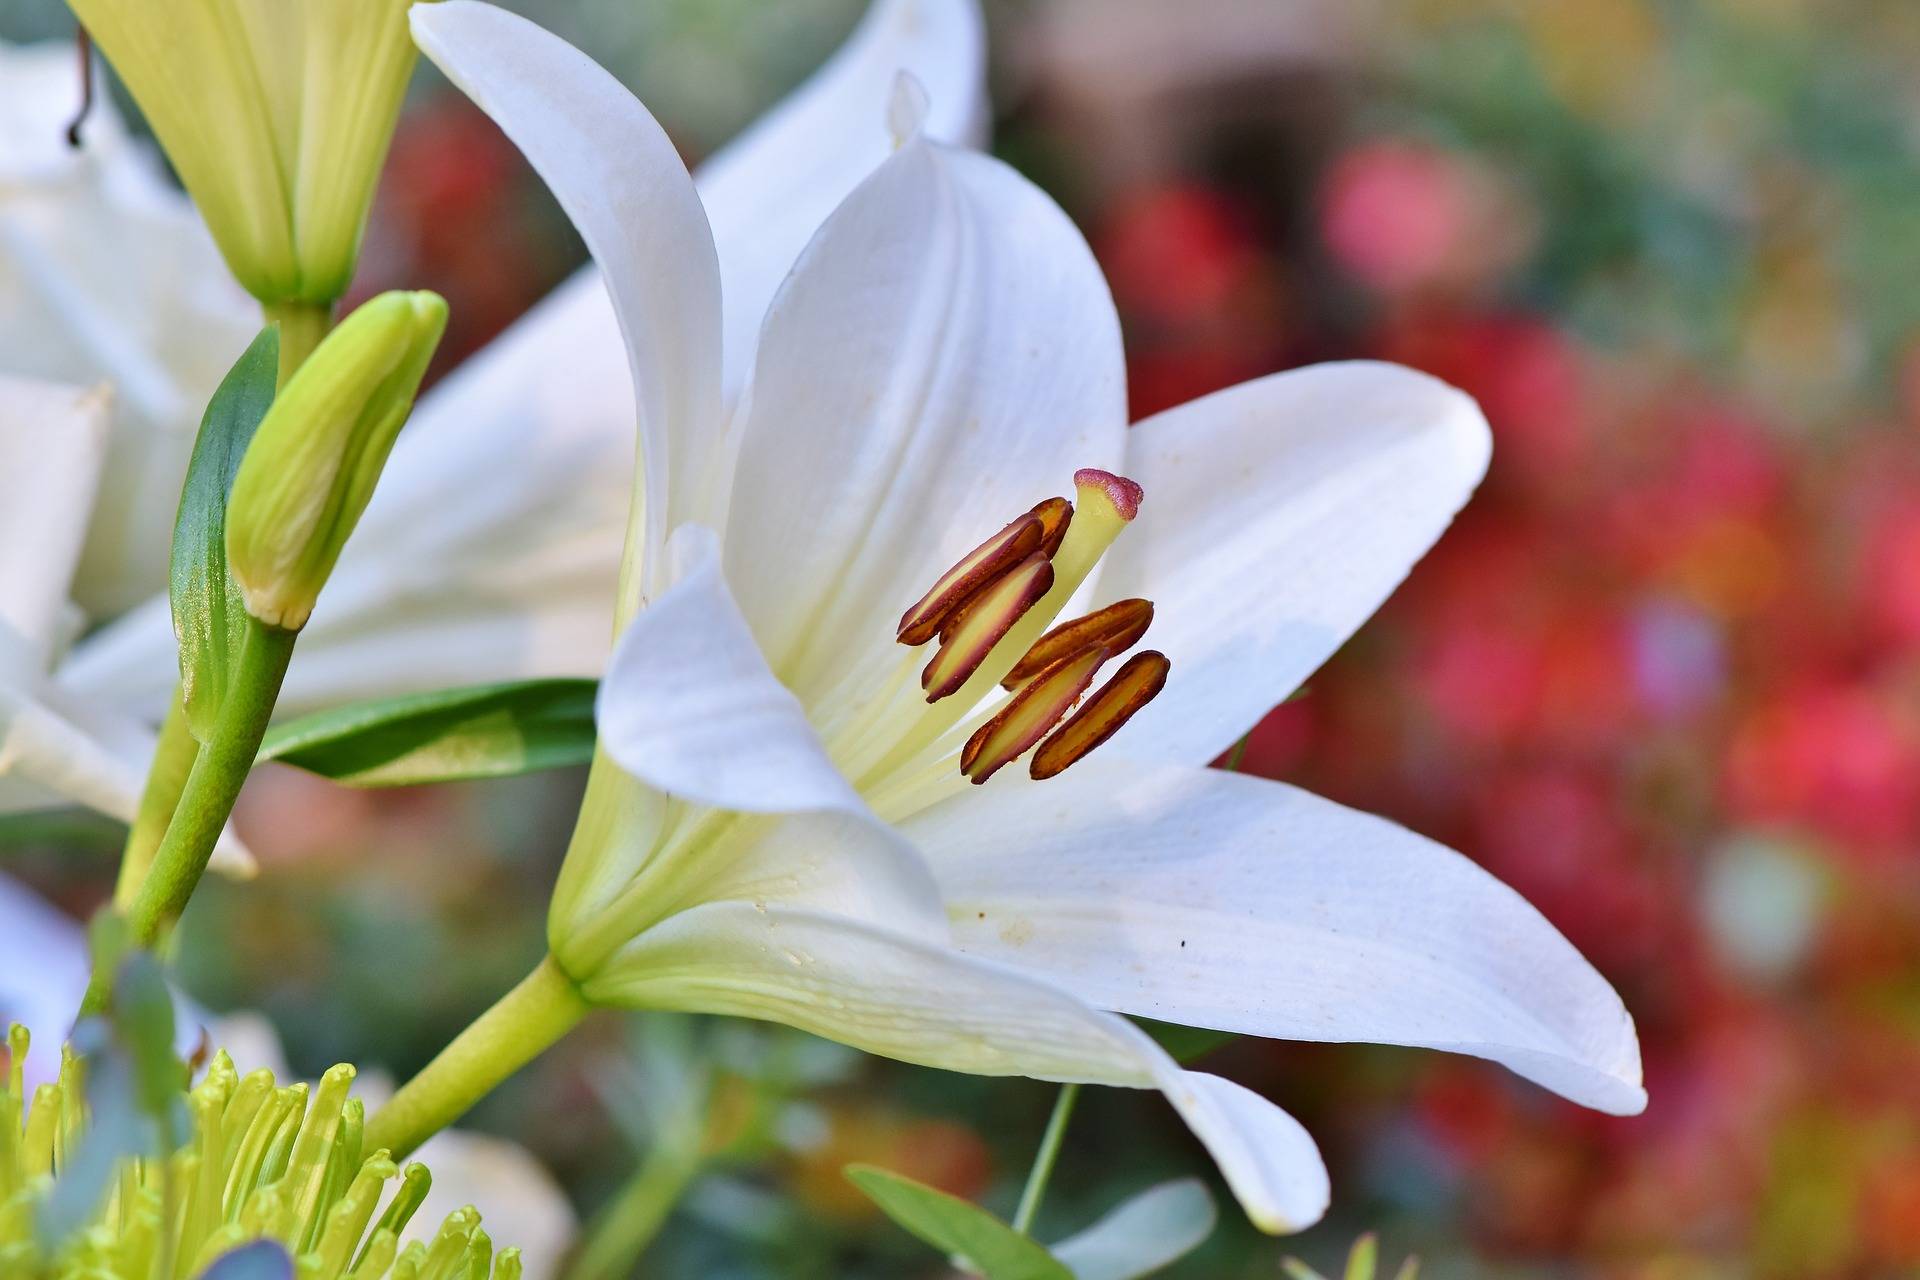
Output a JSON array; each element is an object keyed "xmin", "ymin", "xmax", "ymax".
[
  {"xmin": 225, "ymin": 291, "xmax": 447, "ymax": 631},
  {"xmin": 66, "ymin": 0, "xmax": 428, "ymax": 308}
]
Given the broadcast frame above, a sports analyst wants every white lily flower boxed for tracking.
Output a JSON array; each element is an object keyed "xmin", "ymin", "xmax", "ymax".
[
  {"xmin": 0, "ymin": 38, "xmax": 259, "ymax": 617},
  {"xmin": 57, "ymin": 0, "xmax": 988, "ymax": 721},
  {"xmin": 0, "ymin": 871, "xmax": 576, "ymax": 1279},
  {"xmin": 400, "ymin": 1, "xmax": 1643, "ymax": 1235},
  {"xmin": 0, "ymin": 375, "xmax": 252, "ymax": 870}
]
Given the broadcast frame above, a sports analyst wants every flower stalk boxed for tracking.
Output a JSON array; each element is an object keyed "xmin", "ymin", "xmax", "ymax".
[
  {"xmin": 363, "ymin": 956, "xmax": 588, "ymax": 1162},
  {"xmin": 85, "ymin": 615, "xmax": 295, "ymax": 1013}
]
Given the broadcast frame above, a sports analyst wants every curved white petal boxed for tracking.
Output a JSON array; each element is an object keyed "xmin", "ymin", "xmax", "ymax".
[
  {"xmin": 0, "ymin": 872, "xmax": 89, "ymax": 1086},
  {"xmin": 600, "ymin": 524, "xmax": 859, "ymax": 816},
  {"xmin": 0, "ymin": 686, "xmax": 144, "ymax": 824},
  {"xmin": 0, "ymin": 872, "xmax": 248, "ymax": 1089},
  {"xmin": 547, "ymin": 764, "xmax": 947, "ymax": 971},
  {"xmin": 0, "ymin": 679, "xmax": 254, "ymax": 877},
  {"xmin": 698, "ymin": 0, "xmax": 986, "ymax": 413},
  {"xmin": 724, "ymin": 138, "xmax": 1126, "ymax": 707},
  {"xmin": 3, "ymin": 42, "xmax": 261, "ymax": 618},
  {"xmin": 57, "ymin": 0, "xmax": 988, "ymax": 712},
  {"xmin": 411, "ymin": 0, "xmax": 723, "ymax": 614},
  {"xmin": 1098, "ymin": 362, "xmax": 1491, "ymax": 765},
  {"xmin": 588, "ymin": 901, "xmax": 1328, "ymax": 1232},
  {"xmin": 0, "ymin": 376, "xmax": 109, "ymax": 665},
  {"xmin": 1050, "ymin": 1178, "xmax": 1217, "ymax": 1280},
  {"xmin": 903, "ymin": 759, "xmax": 1645, "ymax": 1116}
]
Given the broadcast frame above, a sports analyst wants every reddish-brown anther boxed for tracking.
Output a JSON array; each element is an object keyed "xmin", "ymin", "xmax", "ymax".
[
  {"xmin": 921, "ymin": 554, "xmax": 1055, "ymax": 701},
  {"xmin": 962, "ymin": 645, "xmax": 1110, "ymax": 783},
  {"xmin": 1003, "ymin": 598, "xmax": 1153, "ymax": 689},
  {"xmin": 1030, "ymin": 496, "xmax": 1074, "ymax": 558},
  {"xmin": 1029, "ymin": 650, "xmax": 1170, "ymax": 779},
  {"xmin": 897, "ymin": 512, "xmax": 1044, "ymax": 646}
]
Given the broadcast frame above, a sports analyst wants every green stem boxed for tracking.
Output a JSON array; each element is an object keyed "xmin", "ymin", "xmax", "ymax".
[
  {"xmin": 564, "ymin": 1133, "xmax": 705, "ymax": 1280},
  {"xmin": 83, "ymin": 617, "xmax": 296, "ymax": 1014},
  {"xmin": 113, "ymin": 690, "xmax": 198, "ymax": 908},
  {"xmin": 363, "ymin": 954, "xmax": 589, "ymax": 1161},
  {"xmin": 263, "ymin": 299, "xmax": 333, "ymax": 388},
  {"xmin": 1012, "ymin": 1083, "xmax": 1081, "ymax": 1235}
]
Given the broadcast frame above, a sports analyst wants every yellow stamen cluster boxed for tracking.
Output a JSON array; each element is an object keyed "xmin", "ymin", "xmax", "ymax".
[
  {"xmin": 894, "ymin": 469, "xmax": 1169, "ymax": 785},
  {"xmin": 1, "ymin": 1026, "xmax": 519, "ymax": 1280}
]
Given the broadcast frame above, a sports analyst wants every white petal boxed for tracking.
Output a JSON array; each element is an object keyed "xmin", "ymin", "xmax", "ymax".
[
  {"xmin": 0, "ymin": 678, "xmax": 255, "ymax": 877},
  {"xmin": 0, "ymin": 376, "xmax": 109, "ymax": 665},
  {"xmin": 0, "ymin": 870, "xmax": 89, "ymax": 1087},
  {"xmin": 547, "ymin": 765, "xmax": 948, "ymax": 968},
  {"xmin": 904, "ymin": 759, "xmax": 1646, "ymax": 1116},
  {"xmin": 600, "ymin": 524, "xmax": 860, "ymax": 816},
  {"xmin": 0, "ymin": 871, "xmax": 244, "ymax": 1088},
  {"xmin": 0, "ymin": 684, "xmax": 144, "ymax": 823},
  {"xmin": 1050, "ymin": 1178, "xmax": 1216, "ymax": 1280},
  {"xmin": 407, "ymin": 1127, "xmax": 576, "ymax": 1276},
  {"xmin": 589, "ymin": 901, "xmax": 1327, "ymax": 1232},
  {"xmin": 411, "ymin": 0, "xmax": 723, "ymax": 613},
  {"xmin": 1, "ymin": 41, "xmax": 260, "ymax": 618},
  {"xmin": 697, "ymin": 0, "xmax": 986, "ymax": 409},
  {"xmin": 1098, "ymin": 362, "xmax": 1491, "ymax": 764},
  {"xmin": 723, "ymin": 139, "xmax": 1126, "ymax": 706}
]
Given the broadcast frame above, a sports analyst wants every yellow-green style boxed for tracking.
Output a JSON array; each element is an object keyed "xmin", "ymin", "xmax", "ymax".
[
  {"xmin": 65, "ymin": 0, "xmax": 426, "ymax": 313},
  {"xmin": 226, "ymin": 291, "xmax": 447, "ymax": 632}
]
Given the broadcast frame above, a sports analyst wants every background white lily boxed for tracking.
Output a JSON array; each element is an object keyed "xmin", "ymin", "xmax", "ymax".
[
  {"xmin": 57, "ymin": 0, "xmax": 987, "ymax": 722},
  {"xmin": 0, "ymin": 374, "xmax": 249, "ymax": 873},
  {"xmin": 401, "ymin": 0, "xmax": 1643, "ymax": 1236},
  {"xmin": 0, "ymin": 39, "xmax": 258, "ymax": 617}
]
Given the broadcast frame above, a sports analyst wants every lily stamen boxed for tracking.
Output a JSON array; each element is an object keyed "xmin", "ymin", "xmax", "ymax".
[
  {"xmin": 1003, "ymin": 597, "xmax": 1153, "ymax": 689},
  {"xmin": 897, "ymin": 511, "xmax": 1045, "ymax": 645},
  {"xmin": 1031, "ymin": 649, "xmax": 1171, "ymax": 779},
  {"xmin": 962, "ymin": 645, "xmax": 1110, "ymax": 782},
  {"xmin": 886, "ymin": 468, "xmax": 1169, "ymax": 785},
  {"xmin": 921, "ymin": 553, "xmax": 1054, "ymax": 700}
]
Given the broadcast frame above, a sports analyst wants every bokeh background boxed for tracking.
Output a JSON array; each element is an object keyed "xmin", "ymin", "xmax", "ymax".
[{"xmin": 9, "ymin": 0, "xmax": 1920, "ymax": 1275}]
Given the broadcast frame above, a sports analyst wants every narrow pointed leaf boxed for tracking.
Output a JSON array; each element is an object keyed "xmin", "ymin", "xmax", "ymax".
[
  {"xmin": 256, "ymin": 678, "xmax": 597, "ymax": 786},
  {"xmin": 846, "ymin": 1165, "xmax": 1072, "ymax": 1280},
  {"xmin": 172, "ymin": 328, "xmax": 279, "ymax": 740}
]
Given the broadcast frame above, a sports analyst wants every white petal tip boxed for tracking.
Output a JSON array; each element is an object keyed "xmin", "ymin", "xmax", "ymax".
[
  {"xmin": 208, "ymin": 832, "xmax": 258, "ymax": 880},
  {"xmin": 887, "ymin": 71, "xmax": 931, "ymax": 149}
]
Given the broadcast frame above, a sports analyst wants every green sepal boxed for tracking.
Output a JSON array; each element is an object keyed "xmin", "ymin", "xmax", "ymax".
[
  {"xmin": 256, "ymin": 678, "xmax": 597, "ymax": 787},
  {"xmin": 845, "ymin": 1164, "xmax": 1072, "ymax": 1280},
  {"xmin": 172, "ymin": 328, "xmax": 279, "ymax": 742}
]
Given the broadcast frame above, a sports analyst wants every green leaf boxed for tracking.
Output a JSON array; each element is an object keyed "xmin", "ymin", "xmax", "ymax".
[
  {"xmin": 1131, "ymin": 1017, "xmax": 1238, "ymax": 1065},
  {"xmin": 196, "ymin": 1240, "xmax": 295, "ymax": 1280},
  {"xmin": 846, "ymin": 1165, "xmax": 1072, "ymax": 1280},
  {"xmin": 256, "ymin": 678, "xmax": 598, "ymax": 787},
  {"xmin": 172, "ymin": 328, "xmax": 279, "ymax": 741}
]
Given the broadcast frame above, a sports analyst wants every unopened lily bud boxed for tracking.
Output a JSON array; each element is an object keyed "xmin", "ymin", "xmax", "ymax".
[
  {"xmin": 225, "ymin": 292, "xmax": 447, "ymax": 630},
  {"xmin": 67, "ymin": 0, "xmax": 426, "ymax": 307}
]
